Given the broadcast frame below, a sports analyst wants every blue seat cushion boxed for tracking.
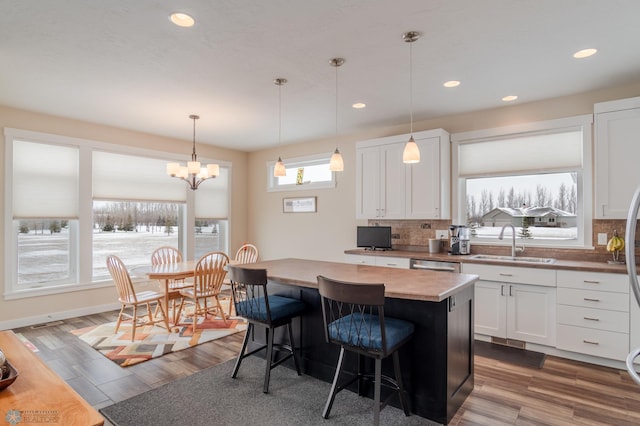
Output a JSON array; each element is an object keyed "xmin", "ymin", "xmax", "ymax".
[
  {"xmin": 328, "ymin": 314, "xmax": 414, "ymax": 352},
  {"xmin": 236, "ymin": 295, "xmax": 305, "ymax": 322}
]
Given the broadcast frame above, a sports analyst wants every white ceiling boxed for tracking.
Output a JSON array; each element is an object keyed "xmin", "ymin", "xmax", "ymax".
[{"xmin": 1, "ymin": 1, "xmax": 640, "ymax": 151}]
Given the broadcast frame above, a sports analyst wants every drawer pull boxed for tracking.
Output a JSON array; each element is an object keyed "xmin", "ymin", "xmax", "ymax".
[
  {"xmin": 583, "ymin": 340, "xmax": 600, "ymax": 345},
  {"xmin": 583, "ymin": 317, "xmax": 600, "ymax": 321},
  {"xmin": 583, "ymin": 280, "xmax": 600, "ymax": 284},
  {"xmin": 583, "ymin": 298, "xmax": 600, "ymax": 302},
  {"xmin": 499, "ymin": 273, "xmax": 513, "ymax": 277}
]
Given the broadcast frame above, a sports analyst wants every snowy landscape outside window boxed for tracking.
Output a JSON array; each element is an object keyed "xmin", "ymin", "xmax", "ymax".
[{"xmin": 452, "ymin": 115, "xmax": 593, "ymax": 248}]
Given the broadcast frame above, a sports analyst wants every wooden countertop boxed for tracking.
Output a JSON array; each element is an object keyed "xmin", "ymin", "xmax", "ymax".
[
  {"xmin": 345, "ymin": 249, "xmax": 636, "ymax": 274},
  {"xmin": 237, "ymin": 258, "xmax": 478, "ymax": 302},
  {"xmin": 0, "ymin": 331, "xmax": 104, "ymax": 426}
]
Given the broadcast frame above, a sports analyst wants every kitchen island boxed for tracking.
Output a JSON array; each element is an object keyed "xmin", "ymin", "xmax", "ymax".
[{"xmin": 239, "ymin": 258, "xmax": 478, "ymax": 424}]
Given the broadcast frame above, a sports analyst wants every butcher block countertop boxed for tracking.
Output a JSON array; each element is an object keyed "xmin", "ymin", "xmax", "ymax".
[
  {"xmin": 238, "ymin": 258, "xmax": 478, "ymax": 303},
  {"xmin": 344, "ymin": 249, "xmax": 637, "ymax": 274}
]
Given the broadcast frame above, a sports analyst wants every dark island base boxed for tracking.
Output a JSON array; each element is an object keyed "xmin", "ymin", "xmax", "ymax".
[{"xmin": 250, "ymin": 282, "xmax": 474, "ymax": 425}]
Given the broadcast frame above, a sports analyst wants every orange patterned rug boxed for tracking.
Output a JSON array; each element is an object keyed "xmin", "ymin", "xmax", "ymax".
[{"xmin": 70, "ymin": 315, "xmax": 247, "ymax": 367}]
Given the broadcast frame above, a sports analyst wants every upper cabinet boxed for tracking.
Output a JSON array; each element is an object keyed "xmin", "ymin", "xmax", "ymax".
[
  {"xmin": 355, "ymin": 129, "xmax": 450, "ymax": 220},
  {"xmin": 594, "ymin": 96, "xmax": 640, "ymax": 218}
]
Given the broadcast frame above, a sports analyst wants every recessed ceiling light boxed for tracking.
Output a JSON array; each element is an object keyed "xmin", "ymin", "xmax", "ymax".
[
  {"xmin": 573, "ymin": 48, "xmax": 597, "ymax": 59},
  {"xmin": 169, "ymin": 12, "xmax": 195, "ymax": 28},
  {"xmin": 502, "ymin": 95, "xmax": 518, "ymax": 102},
  {"xmin": 443, "ymin": 80, "xmax": 460, "ymax": 88},
  {"xmin": 352, "ymin": 102, "xmax": 366, "ymax": 109}
]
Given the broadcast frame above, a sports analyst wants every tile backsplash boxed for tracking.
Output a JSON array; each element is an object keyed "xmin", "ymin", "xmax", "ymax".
[{"xmin": 368, "ymin": 219, "xmax": 639, "ymax": 263}]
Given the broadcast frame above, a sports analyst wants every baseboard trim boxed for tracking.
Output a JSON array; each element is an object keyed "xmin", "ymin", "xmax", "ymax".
[{"xmin": 0, "ymin": 302, "xmax": 120, "ymax": 330}]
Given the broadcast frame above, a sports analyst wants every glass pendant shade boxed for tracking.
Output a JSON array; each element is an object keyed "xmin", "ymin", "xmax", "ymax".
[
  {"xmin": 329, "ymin": 148, "xmax": 344, "ymax": 171},
  {"xmin": 403, "ymin": 136, "xmax": 420, "ymax": 163},
  {"xmin": 274, "ymin": 157, "xmax": 286, "ymax": 177}
]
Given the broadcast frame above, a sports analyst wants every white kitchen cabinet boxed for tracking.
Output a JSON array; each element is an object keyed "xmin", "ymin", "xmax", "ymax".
[
  {"xmin": 343, "ymin": 253, "xmax": 410, "ymax": 269},
  {"xmin": 355, "ymin": 129, "xmax": 450, "ymax": 220},
  {"xmin": 556, "ymin": 270, "xmax": 629, "ymax": 361},
  {"xmin": 594, "ymin": 96, "xmax": 640, "ymax": 218},
  {"xmin": 463, "ymin": 263, "xmax": 557, "ymax": 346}
]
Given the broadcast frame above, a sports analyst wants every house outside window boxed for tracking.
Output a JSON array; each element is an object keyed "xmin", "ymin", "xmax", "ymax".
[{"xmin": 452, "ymin": 115, "xmax": 593, "ymax": 248}]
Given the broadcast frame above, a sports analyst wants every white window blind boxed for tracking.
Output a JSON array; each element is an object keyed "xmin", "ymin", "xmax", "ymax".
[
  {"xmin": 195, "ymin": 166, "xmax": 229, "ymax": 218},
  {"xmin": 13, "ymin": 140, "xmax": 79, "ymax": 218},
  {"xmin": 458, "ymin": 130, "xmax": 582, "ymax": 177},
  {"xmin": 93, "ymin": 151, "xmax": 187, "ymax": 201}
]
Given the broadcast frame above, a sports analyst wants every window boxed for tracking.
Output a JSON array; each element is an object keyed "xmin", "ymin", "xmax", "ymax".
[
  {"xmin": 267, "ymin": 152, "xmax": 336, "ymax": 192},
  {"xmin": 92, "ymin": 201, "xmax": 182, "ymax": 280},
  {"xmin": 452, "ymin": 115, "xmax": 593, "ymax": 248},
  {"xmin": 4, "ymin": 128, "xmax": 231, "ymax": 299}
]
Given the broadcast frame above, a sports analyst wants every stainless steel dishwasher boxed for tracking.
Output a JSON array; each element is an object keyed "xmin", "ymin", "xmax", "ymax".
[{"xmin": 410, "ymin": 259, "xmax": 461, "ymax": 273}]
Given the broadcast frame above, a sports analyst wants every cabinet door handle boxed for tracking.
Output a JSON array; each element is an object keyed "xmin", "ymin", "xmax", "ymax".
[
  {"xmin": 583, "ymin": 317, "xmax": 600, "ymax": 321},
  {"xmin": 500, "ymin": 285, "xmax": 505, "ymax": 296},
  {"xmin": 584, "ymin": 298, "xmax": 600, "ymax": 302},
  {"xmin": 583, "ymin": 280, "xmax": 600, "ymax": 284},
  {"xmin": 583, "ymin": 340, "xmax": 599, "ymax": 345},
  {"xmin": 509, "ymin": 285, "xmax": 513, "ymax": 297},
  {"xmin": 499, "ymin": 273, "xmax": 513, "ymax": 277}
]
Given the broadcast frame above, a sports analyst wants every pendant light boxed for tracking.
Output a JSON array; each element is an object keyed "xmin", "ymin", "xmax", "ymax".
[
  {"xmin": 273, "ymin": 78, "xmax": 287, "ymax": 177},
  {"xmin": 403, "ymin": 31, "xmax": 421, "ymax": 164},
  {"xmin": 329, "ymin": 58, "xmax": 345, "ymax": 172},
  {"xmin": 166, "ymin": 114, "xmax": 219, "ymax": 190}
]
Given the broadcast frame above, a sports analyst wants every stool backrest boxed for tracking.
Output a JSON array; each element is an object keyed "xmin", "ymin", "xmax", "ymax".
[
  {"xmin": 228, "ymin": 266, "xmax": 273, "ymax": 325},
  {"xmin": 317, "ymin": 275, "xmax": 388, "ymax": 355}
]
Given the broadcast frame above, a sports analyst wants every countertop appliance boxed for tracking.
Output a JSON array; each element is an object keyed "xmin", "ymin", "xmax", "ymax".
[
  {"xmin": 625, "ymin": 187, "xmax": 640, "ymax": 386},
  {"xmin": 410, "ymin": 259, "xmax": 461, "ymax": 273},
  {"xmin": 449, "ymin": 225, "xmax": 471, "ymax": 255}
]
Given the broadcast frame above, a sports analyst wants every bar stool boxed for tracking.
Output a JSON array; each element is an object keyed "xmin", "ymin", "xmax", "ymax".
[
  {"xmin": 317, "ymin": 275, "xmax": 414, "ymax": 425},
  {"xmin": 228, "ymin": 266, "xmax": 305, "ymax": 393}
]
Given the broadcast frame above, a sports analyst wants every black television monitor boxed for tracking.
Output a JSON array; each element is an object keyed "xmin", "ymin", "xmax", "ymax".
[{"xmin": 357, "ymin": 226, "xmax": 392, "ymax": 251}]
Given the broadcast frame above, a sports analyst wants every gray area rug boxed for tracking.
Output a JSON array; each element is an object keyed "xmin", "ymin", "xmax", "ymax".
[{"xmin": 100, "ymin": 356, "xmax": 440, "ymax": 425}]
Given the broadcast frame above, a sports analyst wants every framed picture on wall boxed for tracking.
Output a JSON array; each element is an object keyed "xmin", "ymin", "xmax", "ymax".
[{"xmin": 283, "ymin": 196, "xmax": 317, "ymax": 213}]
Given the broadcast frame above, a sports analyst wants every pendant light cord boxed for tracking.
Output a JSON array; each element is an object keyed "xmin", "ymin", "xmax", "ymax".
[
  {"xmin": 409, "ymin": 40, "xmax": 414, "ymax": 135},
  {"xmin": 335, "ymin": 63, "xmax": 339, "ymax": 137},
  {"xmin": 192, "ymin": 117, "xmax": 197, "ymax": 161}
]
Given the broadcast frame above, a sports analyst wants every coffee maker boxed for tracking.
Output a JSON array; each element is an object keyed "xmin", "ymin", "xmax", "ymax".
[{"xmin": 449, "ymin": 225, "xmax": 471, "ymax": 255}]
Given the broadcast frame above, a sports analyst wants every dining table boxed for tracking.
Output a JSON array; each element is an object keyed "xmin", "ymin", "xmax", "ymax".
[{"xmin": 134, "ymin": 258, "xmax": 237, "ymax": 327}]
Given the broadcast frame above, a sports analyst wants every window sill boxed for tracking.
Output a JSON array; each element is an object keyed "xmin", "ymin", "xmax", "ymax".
[{"xmin": 3, "ymin": 280, "xmax": 113, "ymax": 301}]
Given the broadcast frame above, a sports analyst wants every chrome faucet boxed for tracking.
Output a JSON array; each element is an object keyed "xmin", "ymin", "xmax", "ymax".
[{"xmin": 498, "ymin": 224, "xmax": 524, "ymax": 257}]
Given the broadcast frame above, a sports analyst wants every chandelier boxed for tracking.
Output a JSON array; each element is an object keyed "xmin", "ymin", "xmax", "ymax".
[{"xmin": 166, "ymin": 114, "xmax": 219, "ymax": 190}]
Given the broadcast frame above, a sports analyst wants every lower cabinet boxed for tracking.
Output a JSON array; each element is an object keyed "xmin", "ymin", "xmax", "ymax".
[
  {"xmin": 464, "ymin": 263, "xmax": 557, "ymax": 346},
  {"xmin": 556, "ymin": 270, "xmax": 629, "ymax": 361}
]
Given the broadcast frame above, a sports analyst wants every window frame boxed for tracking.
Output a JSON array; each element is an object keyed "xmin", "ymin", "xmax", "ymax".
[
  {"xmin": 266, "ymin": 152, "xmax": 336, "ymax": 192},
  {"xmin": 4, "ymin": 127, "xmax": 231, "ymax": 300},
  {"xmin": 451, "ymin": 114, "xmax": 593, "ymax": 249}
]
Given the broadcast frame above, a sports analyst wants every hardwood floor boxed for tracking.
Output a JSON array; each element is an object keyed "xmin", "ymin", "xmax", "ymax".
[{"xmin": 11, "ymin": 311, "xmax": 640, "ymax": 425}]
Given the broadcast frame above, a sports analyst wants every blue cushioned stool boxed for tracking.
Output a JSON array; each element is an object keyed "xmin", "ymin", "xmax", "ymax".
[
  {"xmin": 228, "ymin": 266, "xmax": 305, "ymax": 393},
  {"xmin": 317, "ymin": 275, "xmax": 414, "ymax": 425}
]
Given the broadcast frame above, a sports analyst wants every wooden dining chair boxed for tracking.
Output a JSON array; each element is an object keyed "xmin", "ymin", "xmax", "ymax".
[
  {"xmin": 151, "ymin": 246, "xmax": 189, "ymax": 324},
  {"xmin": 222, "ymin": 243, "xmax": 260, "ymax": 316},
  {"xmin": 317, "ymin": 275, "xmax": 414, "ymax": 425},
  {"xmin": 176, "ymin": 251, "xmax": 230, "ymax": 333},
  {"xmin": 106, "ymin": 255, "xmax": 170, "ymax": 341}
]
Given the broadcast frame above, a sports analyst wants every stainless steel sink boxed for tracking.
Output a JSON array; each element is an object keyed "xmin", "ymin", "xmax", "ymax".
[{"xmin": 469, "ymin": 254, "xmax": 556, "ymax": 264}]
